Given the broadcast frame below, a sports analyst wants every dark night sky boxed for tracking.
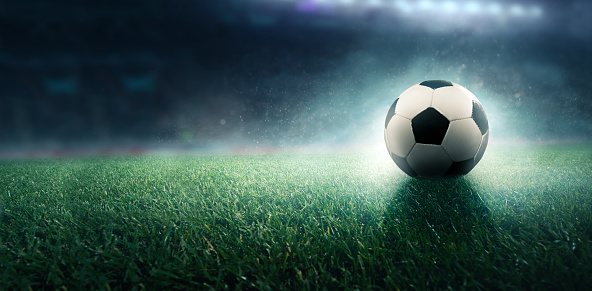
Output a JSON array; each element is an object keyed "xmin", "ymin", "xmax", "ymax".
[{"xmin": 0, "ymin": 0, "xmax": 591, "ymax": 154}]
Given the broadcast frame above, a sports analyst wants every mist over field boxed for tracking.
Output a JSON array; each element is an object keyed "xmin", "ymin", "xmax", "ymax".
[{"xmin": 0, "ymin": 0, "xmax": 591, "ymax": 155}]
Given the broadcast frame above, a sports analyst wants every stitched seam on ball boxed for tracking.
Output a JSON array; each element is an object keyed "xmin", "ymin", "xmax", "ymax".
[
  {"xmin": 449, "ymin": 117, "xmax": 472, "ymax": 122},
  {"xmin": 441, "ymin": 144, "xmax": 454, "ymax": 161},
  {"xmin": 397, "ymin": 114, "xmax": 411, "ymax": 121},
  {"xmin": 405, "ymin": 142, "xmax": 417, "ymax": 158},
  {"xmin": 474, "ymin": 136, "xmax": 484, "ymax": 160}
]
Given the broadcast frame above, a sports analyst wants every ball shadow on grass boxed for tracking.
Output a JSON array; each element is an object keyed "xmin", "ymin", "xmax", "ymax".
[
  {"xmin": 382, "ymin": 177, "xmax": 494, "ymax": 250},
  {"xmin": 377, "ymin": 177, "xmax": 499, "ymax": 288}
]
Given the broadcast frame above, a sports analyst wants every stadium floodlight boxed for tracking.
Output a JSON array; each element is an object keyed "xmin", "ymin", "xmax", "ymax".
[
  {"xmin": 368, "ymin": 0, "xmax": 382, "ymax": 7},
  {"xmin": 486, "ymin": 3, "xmax": 502, "ymax": 15},
  {"xmin": 247, "ymin": 0, "xmax": 545, "ymax": 30},
  {"xmin": 464, "ymin": 2, "xmax": 481, "ymax": 14},
  {"xmin": 509, "ymin": 4, "xmax": 524, "ymax": 17},
  {"xmin": 250, "ymin": 0, "xmax": 544, "ymax": 18},
  {"xmin": 442, "ymin": 1, "xmax": 459, "ymax": 14},
  {"xmin": 418, "ymin": 0, "xmax": 434, "ymax": 10},
  {"xmin": 393, "ymin": 0, "xmax": 415, "ymax": 14}
]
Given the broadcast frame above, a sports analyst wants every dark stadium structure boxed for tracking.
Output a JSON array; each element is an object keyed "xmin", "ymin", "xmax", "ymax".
[{"xmin": 0, "ymin": 0, "xmax": 590, "ymax": 156}]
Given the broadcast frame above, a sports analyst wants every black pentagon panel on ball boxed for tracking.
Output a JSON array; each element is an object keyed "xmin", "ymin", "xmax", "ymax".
[
  {"xmin": 444, "ymin": 158, "xmax": 475, "ymax": 177},
  {"xmin": 419, "ymin": 80, "xmax": 453, "ymax": 90},
  {"xmin": 472, "ymin": 101, "xmax": 489, "ymax": 135},
  {"xmin": 412, "ymin": 108, "xmax": 450, "ymax": 145},
  {"xmin": 385, "ymin": 98, "xmax": 399, "ymax": 128},
  {"xmin": 390, "ymin": 153, "xmax": 418, "ymax": 177}
]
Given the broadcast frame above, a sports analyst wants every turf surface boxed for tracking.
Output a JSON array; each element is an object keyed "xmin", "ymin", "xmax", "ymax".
[{"xmin": 1, "ymin": 145, "xmax": 591, "ymax": 290}]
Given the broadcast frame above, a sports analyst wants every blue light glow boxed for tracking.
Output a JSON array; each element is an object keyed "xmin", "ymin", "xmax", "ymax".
[
  {"xmin": 394, "ymin": 0, "xmax": 415, "ymax": 14},
  {"xmin": 442, "ymin": 1, "xmax": 458, "ymax": 14},
  {"xmin": 510, "ymin": 4, "xmax": 525, "ymax": 17},
  {"xmin": 465, "ymin": 2, "xmax": 482, "ymax": 14},
  {"xmin": 486, "ymin": 3, "xmax": 502, "ymax": 15},
  {"xmin": 260, "ymin": 0, "xmax": 545, "ymax": 30},
  {"xmin": 368, "ymin": 0, "xmax": 382, "ymax": 7},
  {"xmin": 530, "ymin": 6, "xmax": 543, "ymax": 17},
  {"xmin": 418, "ymin": 0, "xmax": 434, "ymax": 10}
]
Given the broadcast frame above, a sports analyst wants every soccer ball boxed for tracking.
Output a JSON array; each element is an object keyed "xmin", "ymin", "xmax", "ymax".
[{"xmin": 384, "ymin": 80, "xmax": 489, "ymax": 178}]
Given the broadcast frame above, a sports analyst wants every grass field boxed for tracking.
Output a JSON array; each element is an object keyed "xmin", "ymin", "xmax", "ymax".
[{"xmin": 1, "ymin": 145, "xmax": 591, "ymax": 290}]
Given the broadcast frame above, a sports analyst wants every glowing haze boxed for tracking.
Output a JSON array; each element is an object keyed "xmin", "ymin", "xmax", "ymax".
[{"xmin": 0, "ymin": 0, "xmax": 590, "ymax": 156}]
